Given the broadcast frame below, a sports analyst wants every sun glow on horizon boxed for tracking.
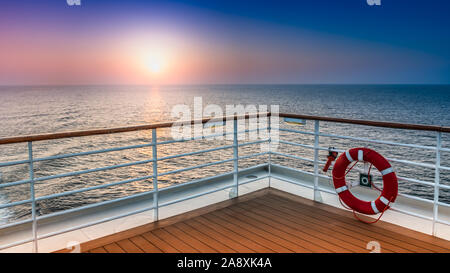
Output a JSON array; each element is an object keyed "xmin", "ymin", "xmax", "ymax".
[
  {"xmin": 126, "ymin": 33, "xmax": 180, "ymax": 82},
  {"xmin": 150, "ymin": 61, "xmax": 162, "ymax": 73},
  {"xmin": 142, "ymin": 50, "xmax": 170, "ymax": 76}
]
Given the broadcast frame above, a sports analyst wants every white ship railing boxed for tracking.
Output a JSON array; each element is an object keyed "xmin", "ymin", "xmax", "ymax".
[{"xmin": 0, "ymin": 112, "xmax": 448, "ymax": 252}]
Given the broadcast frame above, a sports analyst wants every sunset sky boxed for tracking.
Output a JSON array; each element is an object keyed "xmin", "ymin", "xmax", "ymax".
[{"xmin": 0, "ymin": 0, "xmax": 449, "ymax": 85}]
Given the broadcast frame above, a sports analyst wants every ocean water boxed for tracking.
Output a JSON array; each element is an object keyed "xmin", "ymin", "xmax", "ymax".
[{"xmin": 0, "ymin": 84, "xmax": 449, "ymax": 224}]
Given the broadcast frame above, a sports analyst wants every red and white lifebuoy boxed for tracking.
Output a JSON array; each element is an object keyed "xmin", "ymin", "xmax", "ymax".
[{"xmin": 332, "ymin": 148, "xmax": 398, "ymax": 215}]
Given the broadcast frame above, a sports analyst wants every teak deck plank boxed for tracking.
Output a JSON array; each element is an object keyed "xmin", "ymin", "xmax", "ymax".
[
  {"xmin": 194, "ymin": 215, "xmax": 274, "ymax": 252},
  {"xmin": 89, "ymin": 247, "xmax": 107, "ymax": 253},
  {"xmin": 267, "ymin": 194, "xmax": 446, "ymax": 253},
  {"xmin": 183, "ymin": 218, "xmax": 253, "ymax": 252},
  {"xmin": 224, "ymin": 203, "xmax": 335, "ymax": 253},
  {"xmin": 151, "ymin": 228, "xmax": 198, "ymax": 252},
  {"xmin": 141, "ymin": 231, "xmax": 180, "ymax": 253},
  {"xmin": 163, "ymin": 225, "xmax": 217, "ymax": 253},
  {"xmin": 269, "ymin": 190, "xmax": 450, "ymax": 251},
  {"xmin": 212, "ymin": 208, "xmax": 311, "ymax": 252},
  {"xmin": 202, "ymin": 212, "xmax": 294, "ymax": 253},
  {"xmin": 116, "ymin": 239, "xmax": 144, "ymax": 253},
  {"xmin": 249, "ymin": 197, "xmax": 381, "ymax": 253},
  {"xmin": 259, "ymin": 197, "xmax": 408, "ymax": 253},
  {"xmin": 173, "ymin": 222, "xmax": 236, "ymax": 253},
  {"xmin": 103, "ymin": 243, "xmax": 125, "ymax": 253},
  {"xmin": 264, "ymin": 195, "xmax": 417, "ymax": 252},
  {"xmin": 128, "ymin": 236, "xmax": 162, "ymax": 253},
  {"xmin": 72, "ymin": 189, "xmax": 449, "ymax": 253},
  {"xmin": 237, "ymin": 199, "xmax": 365, "ymax": 253}
]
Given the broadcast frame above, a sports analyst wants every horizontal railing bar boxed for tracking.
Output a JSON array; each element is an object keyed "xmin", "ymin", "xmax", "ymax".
[
  {"xmin": 436, "ymin": 218, "xmax": 450, "ymax": 226},
  {"xmin": 157, "ymin": 132, "xmax": 231, "ymax": 146},
  {"xmin": 386, "ymin": 157, "xmax": 435, "ymax": 169},
  {"xmin": 158, "ymin": 158, "xmax": 234, "ymax": 177},
  {"xmin": 37, "ymin": 189, "xmax": 156, "ymax": 221},
  {"xmin": 0, "ymin": 159, "xmax": 29, "ymax": 168},
  {"xmin": 157, "ymin": 145, "xmax": 233, "ymax": 161},
  {"xmin": 34, "ymin": 159, "xmax": 155, "ymax": 182},
  {"xmin": 438, "ymin": 201, "xmax": 450, "ymax": 208},
  {"xmin": 315, "ymin": 145, "xmax": 441, "ymax": 173},
  {"xmin": 317, "ymin": 146, "xmax": 450, "ymax": 162},
  {"xmin": 279, "ymin": 140, "xmax": 315, "ymax": 150},
  {"xmin": 318, "ymin": 132, "xmax": 438, "ymax": 151},
  {"xmin": 324, "ymin": 147, "xmax": 345, "ymax": 152},
  {"xmin": 157, "ymin": 128, "xmax": 267, "ymax": 146},
  {"xmin": 318, "ymin": 144, "xmax": 437, "ymax": 170},
  {"xmin": 35, "ymin": 175, "xmax": 154, "ymax": 202},
  {"xmin": 237, "ymin": 128, "xmax": 267, "ymax": 135},
  {"xmin": 0, "ymin": 218, "xmax": 33, "ymax": 230},
  {"xmin": 238, "ymin": 139, "xmax": 269, "ymax": 147},
  {"xmin": 33, "ymin": 143, "xmax": 154, "ymax": 163},
  {"xmin": 397, "ymin": 176, "xmax": 435, "ymax": 187},
  {"xmin": 271, "ymin": 151, "xmax": 321, "ymax": 163},
  {"xmin": 238, "ymin": 152, "xmax": 269, "ymax": 161},
  {"xmin": 0, "ymin": 178, "xmax": 32, "ymax": 189},
  {"xmin": 0, "ymin": 198, "xmax": 32, "ymax": 210},
  {"xmin": 279, "ymin": 128, "xmax": 315, "ymax": 136}
]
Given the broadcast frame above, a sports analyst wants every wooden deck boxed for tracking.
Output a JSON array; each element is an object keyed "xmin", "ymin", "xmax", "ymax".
[{"xmin": 68, "ymin": 189, "xmax": 450, "ymax": 253}]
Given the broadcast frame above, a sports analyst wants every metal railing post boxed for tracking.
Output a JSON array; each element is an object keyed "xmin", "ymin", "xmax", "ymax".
[
  {"xmin": 268, "ymin": 114, "xmax": 272, "ymax": 187},
  {"xmin": 28, "ymin": 141, "xmax": 38, "ymax": 253},
  {"xmin": 313, "ymin": 120, "xmax": 322, "ymax": 202},
  {"xmin": 432, "ymin": 131, "xmax": 441, "ymax": 236},
  {"xmin": 152, "ymin": 129, "xmax": 159, "ymax": 222},
  {"xmin": 233, "ymin": 118, "xmax": 239, "ymax": 197}
]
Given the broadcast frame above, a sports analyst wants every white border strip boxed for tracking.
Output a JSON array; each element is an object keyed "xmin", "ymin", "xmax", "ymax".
[{"xmin": 345, "ymin": 151, "xmax": 354, "ymax": 162}]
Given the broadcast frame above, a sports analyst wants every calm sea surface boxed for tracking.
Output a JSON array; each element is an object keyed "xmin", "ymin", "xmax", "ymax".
[{"xmin": 0, "ymin": 85, "xmax": 449, "ymax": 224}]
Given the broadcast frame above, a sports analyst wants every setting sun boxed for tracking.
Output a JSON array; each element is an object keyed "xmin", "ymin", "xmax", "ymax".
[{"xmin": 147, "ymin": 57, "xmax": 163, "ymax": 74}]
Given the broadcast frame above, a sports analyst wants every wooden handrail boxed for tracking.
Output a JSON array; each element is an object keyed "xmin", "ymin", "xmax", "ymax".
[
  {"xmin": 279, "ymin": 113, "xmax": 450, "ymax": 133},
  {"xmin": 0, "ymin": 113, "xmax": 269, "ymax": 145},
  {"xmin": 0, "ymin": 112, "xmax": 448, "ymax": 145}
]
